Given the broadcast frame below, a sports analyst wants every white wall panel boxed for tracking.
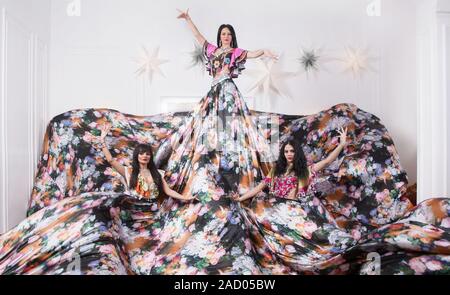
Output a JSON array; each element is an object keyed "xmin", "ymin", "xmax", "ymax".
[
  {"xmin": 2, "ymin": 9, "xmax": 33, "ymax": 231},
  {"xmin": 0, "ymin": 2, "xmax": 50, "ymax": 233},
  {"xmin": 416, "ymin": 0, "xmax": 450, "ymax": 201}
]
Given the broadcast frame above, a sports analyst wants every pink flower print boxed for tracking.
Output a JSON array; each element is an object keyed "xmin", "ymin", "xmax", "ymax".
[
  {"xmin": 82, "ymin": 132, "xmax": 95, "ymax": 143},
  {"xmin": 440, "ymin": 217, "xmax": 450, "ymax": 228},
  {"xmin": 425, "ymin": 260, "xmax": 442, "ymax": 271},
  {"xmin": 434, "ymin": 239, "xmax": 450, "ymax": 247},
  {"xmin": 409, "ymin": 257, "xmax": 426, "ymax": 274},
  {"xmin": 351, "ymin": 229, "xmax": 361, "ymax": 240},
  {"xmin": 244, "ymin": 239, "xmax": 252, "ymax": 253},
  {"xmin": 99, "ymin": 245, "xmax": 115, "ymax": 255},
  {"xmin": 303, "ymin": 222, "xmax": 318, "ymax": 239},
  {"xmin": 375, "ymin": 189, "xmax": 389, "ymax": 203},
  {"xmin": 210, "ymin": 248, "xmax": 226, "ymax": 265}
]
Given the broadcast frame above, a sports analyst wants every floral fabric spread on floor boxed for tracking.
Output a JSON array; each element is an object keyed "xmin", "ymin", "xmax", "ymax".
[{"xmin": 0, "ymin": 103, "xmax": 449, "ymax": 274}]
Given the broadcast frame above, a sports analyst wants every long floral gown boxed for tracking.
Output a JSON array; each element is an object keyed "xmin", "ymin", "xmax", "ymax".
[{"xmin": 139, "ymin": 41, "xmax": 278, "ymax": 274}]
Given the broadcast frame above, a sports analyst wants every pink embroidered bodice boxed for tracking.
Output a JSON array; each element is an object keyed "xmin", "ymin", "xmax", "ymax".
[
  {"xmin": 203, "ymin": 41, "xmax": 248, "ymax": 85},
  {"xmin": 263, "ymin": 168, "xmax": 317, "ymax": 200}
]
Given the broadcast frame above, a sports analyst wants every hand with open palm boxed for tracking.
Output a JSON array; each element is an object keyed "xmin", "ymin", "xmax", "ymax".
[
  {"xmin": 176, "ymin": 8, "xmax": 191, "ymax": 21},
  {"xmin": 337, "ymin": 127, "xmax": 348, "ymax": 147},
  {"xmin": 100, "ymin": 123, "xmax": 112, "ymax": 142}
]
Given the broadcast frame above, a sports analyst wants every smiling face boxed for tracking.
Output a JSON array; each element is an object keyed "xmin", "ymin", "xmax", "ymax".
[
  {"xmin": 284, "ymin": 144, "xmax": 295, "ymax": 164},
  {"xmin": 220, "ymin": 27, "xmax": 232, "ymax": 47}
]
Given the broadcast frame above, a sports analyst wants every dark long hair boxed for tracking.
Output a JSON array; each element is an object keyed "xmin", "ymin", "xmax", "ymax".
[
  {"xmin": 216, "ymin": 24, "xmax": 238, "ymax": 48},
  {"xmin": 129, "ymin": 144, "xmax": 163, "ymax": 198},
  {"xmin": 274, "ymin": 140, "xmax": 309, "ymax": 182}
]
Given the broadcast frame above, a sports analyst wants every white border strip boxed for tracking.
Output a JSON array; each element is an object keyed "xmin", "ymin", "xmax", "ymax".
[{"xmin": 0, "ymin": 8, "xmax": 8, "ymax": 233}]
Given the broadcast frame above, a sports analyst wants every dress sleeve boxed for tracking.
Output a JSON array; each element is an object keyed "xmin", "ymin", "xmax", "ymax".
[
  {"xmin": 203, "ymin": 40, "xmax": 217, "ymax": 59},
  {"xmin": 230, "ymin": 48, "xmax": 248, "ymax": 78},
  {"xmin": 202, "ymin": 40, "xmax": 217, "ymax": 76}
]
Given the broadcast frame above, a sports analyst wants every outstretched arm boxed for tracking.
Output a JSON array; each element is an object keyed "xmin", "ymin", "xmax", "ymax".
[
  {"xmin": 161, "ymin": 177, "xmax": 196, "ymax": 202},
  {"xmin": 311, "ymin": 127, "xmax": 348, "ymax": 173},
  {"xmin": 232, "ymin": 182, "xmax": 267, "ymax": 202},
  {"xmin": 98, "ymin": 124, "xmax": 126, "ymax": 177},
  {"xmin": 247, "ymin": 49, "xmax": 279, "ymax": 60},
  {"xmin": 177, "ymin": 9, "xmax": 206, "ymax": 46}
]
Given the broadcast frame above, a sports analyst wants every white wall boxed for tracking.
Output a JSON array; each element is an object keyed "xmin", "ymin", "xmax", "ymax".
[
  {"xmin": 416, "ymin": 0, "xmax": 450, "ymax": 201},
  {"xmin": 436, "ymin": 0, "xmax": 450, "ymax": 199},
  {"xmin": 377, "ymin": 0, "xmax": 418, "ymax": 185},
  {"xmin": 0, "ymin": 0, "xmax": 51, "ymax": 232}
]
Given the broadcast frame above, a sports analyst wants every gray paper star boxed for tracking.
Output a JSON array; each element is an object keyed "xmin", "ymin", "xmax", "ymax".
[
  {"xmin": 187, "ymin": 43, "xmax": 207, "ymax": 72},
  {"xmin": 296, "ymin": 46, "xmax": 333, "ymax": 78}
]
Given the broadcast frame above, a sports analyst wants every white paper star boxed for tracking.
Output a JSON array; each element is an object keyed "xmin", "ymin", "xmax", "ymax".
[
  {"xmin": 337, "ymin": 46, "xmax": 377, "ymax": 78},
  {"xmin": 246, "ymin": 57, "xmax": 295, "ymax": 100},
  {"xmin": 134, "ymin": 46, "xmax": 169, "ymax": 84}
]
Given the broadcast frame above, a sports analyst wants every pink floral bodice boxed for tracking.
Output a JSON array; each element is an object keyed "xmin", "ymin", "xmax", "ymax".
[
  {"xmin": 263, "ymin": 168, "xmax": 317, "ymax": 200},
  {"xmin": 203, "ymin": 41, "xmax": 247, "ymax": 84}
]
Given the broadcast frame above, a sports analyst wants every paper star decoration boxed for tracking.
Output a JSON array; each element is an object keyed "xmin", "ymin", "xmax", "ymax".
[
  {"xmin": 246, "ymin": 57, "xmax": 295, "ymax": 100},
  {"xmin": 296, "ymin": 46, "xmax": 332, "ymax": 78},
  {"xmin": 134, "ymin": 46, "xmax": 169, "ymax": 84},
  {"xmin": 337, "ymin": 46, "xmax": 377, "ymax": 78},
  {"xmin": 299, "ymin": 49, "xmax": 319, "ymax": 72},
  {"xmin": 187, "ymin": 43, "xmax": 206, "ymax": 72}
]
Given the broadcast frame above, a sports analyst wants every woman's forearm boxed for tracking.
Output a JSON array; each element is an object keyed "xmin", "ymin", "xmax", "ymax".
[
  {"xmin": 239, "ymin": 182, "xmax": 266, "ymax": 201},
  {"xmin": 100, "ymin": 141, "xmax": 126, "ymax": 176},
  {"xmin": 247, "ymin": 49, "xmax": 264, "ymax": 59},
  {"xmin": 326, "ymin": 142, "xmax": 345, "ymax": 164},
  {"xmin": 101, "ymin": 144, "xmax": 113, "ymax": 162},
  {"xmin": 167, "ymin": 188, "xmax": 190, "ymax": 201},
  {"xmin": 185, "ymin": 18, "xmax": 205, "ymax": 45},
  {"xmin": 167, "ymin": 188, "xmax": 181, "ymax": 199},
  {"xmin": 162, "ymin": 179, "xmax": 189, "ymax": 201},
  {"xmin": 312, "ymin": 142, "xmax": 346, "ymax": 172}
]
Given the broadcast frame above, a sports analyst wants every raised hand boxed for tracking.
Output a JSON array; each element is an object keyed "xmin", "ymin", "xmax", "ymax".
[
  {"xmin": 176, "ymin": 8, "xmax": 190, "ymax": 20},
  {"xmin": 231, "ymin": 192, "xmax": 241, "ymax": 202},
  {"xmin": 337, "ymin": 127, "xmax": 348, "ymax": 146},
  {"xmin": 100, "ymin": 123, "xmax": 112, "ymax": 141},
  {"xmin": 264, "ymin": 49, "xmax": 279, "ymax": 60},
  {"xmin": 183, "ymin": 193, "xmax": 197, "ymax": 202}
]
